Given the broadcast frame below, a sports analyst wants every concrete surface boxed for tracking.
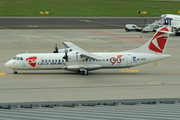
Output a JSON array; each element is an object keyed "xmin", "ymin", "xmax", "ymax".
[
  {"xmin": 0, "ymin": 17, "xmax": 158, "ymax": 29},
  {"xmin": 0, "ymin": 29, "xmax": 180, "ymax": 103}
]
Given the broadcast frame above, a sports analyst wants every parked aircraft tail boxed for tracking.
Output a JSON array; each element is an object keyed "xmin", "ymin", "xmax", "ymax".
[{"xmin": 126, "ymin": 26, "xmax": 173, "ymax": 54}]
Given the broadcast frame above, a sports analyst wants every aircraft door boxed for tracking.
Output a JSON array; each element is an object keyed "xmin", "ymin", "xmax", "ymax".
[
  {"xmin": 19, "ymin": 57, "xmax": 26, "ymax": 68},
  {"xmin": 22, "ymin": 62, "xmax": 26, "ymax": 68},
  {"xmin": 127, "ymin": 54, "xmax": 132, "ymax": 66}
]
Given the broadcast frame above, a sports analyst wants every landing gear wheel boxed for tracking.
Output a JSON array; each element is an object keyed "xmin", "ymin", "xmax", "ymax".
[
  {"xmin": 82, "ymin": 70, "xmax": 88, "ymax": 75},
  {"xmin": 14, "ymin": 71, "xmax": 17, "ymax": 74},
  {"xmin": 79, "ymin": 68, "xmax": 88, "ymax": 75}
]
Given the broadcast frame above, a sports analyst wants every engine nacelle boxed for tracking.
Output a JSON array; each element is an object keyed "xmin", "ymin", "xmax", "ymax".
[
  {"xmin": 58, "ymin": 48, "xmax": 73, "ymax": 53},
  {"xmin": 68, "ymin": 52, "xmax": 86, "ymax": 62}
]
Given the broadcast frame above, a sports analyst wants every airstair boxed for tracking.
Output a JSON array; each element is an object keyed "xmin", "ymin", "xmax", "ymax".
[{"xmin": 142, "ymin": 20, "xmax": 163, "ymax": 33}]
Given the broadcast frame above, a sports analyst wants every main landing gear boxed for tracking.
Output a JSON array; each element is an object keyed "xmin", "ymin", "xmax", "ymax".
[{"xmin": 79, "ymin": 68, "xmax": 88, "ymax": 75}]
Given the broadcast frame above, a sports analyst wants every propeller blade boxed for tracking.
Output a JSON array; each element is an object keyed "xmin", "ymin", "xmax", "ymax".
[
  {"xmin": 62, "ymin": 49, "xmax": 68, "ymax": 62},
  {"xmin": 53, "ymin": 43, "xmax": 58, "ymax": 53}
]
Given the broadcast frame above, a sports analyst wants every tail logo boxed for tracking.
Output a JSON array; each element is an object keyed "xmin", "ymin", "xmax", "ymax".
[
  {"xmin": 26, "ymin": 56, "xmax": 37, "ymax": 67},
  {"xmin": 149, "ymin": 27, "xmax": 168, "ymax": 53}
]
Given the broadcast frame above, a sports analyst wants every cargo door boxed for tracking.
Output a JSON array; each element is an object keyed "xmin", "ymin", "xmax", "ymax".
[{"xmin": 127, "ymin": 54, "xmax": 132, "ymax": 66}]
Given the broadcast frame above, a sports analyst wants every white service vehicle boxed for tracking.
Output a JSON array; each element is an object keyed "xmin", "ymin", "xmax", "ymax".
[
  {"xmin": 125, "ymin": 24, "xmax": 142, "ymax": 32},
  {"xmin": 5, "ymin": 27, "xmax": 172, "ymax": 75},
  {"xmin": 161, "ymin": 14, "xmax": 180, "ymax": 34}
]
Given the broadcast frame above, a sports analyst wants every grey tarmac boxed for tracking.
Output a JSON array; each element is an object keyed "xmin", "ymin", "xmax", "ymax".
[
  {"xmin": 0, "ymin": 17, "xmax": 158, "ymax": 29},
  {"xmin": 0, "ymin": 28, "xmax": 180, "ymax": 103}
]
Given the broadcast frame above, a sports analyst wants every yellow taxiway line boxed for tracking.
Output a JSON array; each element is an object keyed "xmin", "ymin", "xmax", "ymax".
[
  {"xmin": 0, "ymin": 73, "xmax": 6, "ymax": 75},
  {"xmin": 120, "ymin": 61, "xmax": 157, "ymax": 73},
  {"xmin": 140, "ymin": 61, "xmax": 157, "ymax": 70},
  {"xmin": 120, "ymin": 70, "xmax": 139, "ymax": 73}
]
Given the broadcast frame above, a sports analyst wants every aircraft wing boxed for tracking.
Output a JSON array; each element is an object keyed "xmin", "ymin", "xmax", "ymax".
[{"xmin": 62, "ymin": 42, "xmax": 104, "ymax": 61}]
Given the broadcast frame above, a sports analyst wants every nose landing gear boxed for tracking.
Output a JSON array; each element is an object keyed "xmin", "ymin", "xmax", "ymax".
[
  {"xmin": 79, "ymin": 68, "xmax": 88, "ymax": 75},
  {"xmin": 13, "ymin": 70, "xmax": 18, "ymax": 74}
]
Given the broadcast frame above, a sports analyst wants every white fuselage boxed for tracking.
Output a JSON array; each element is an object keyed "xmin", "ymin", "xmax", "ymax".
[{"xmin": 5, "ymin": 52, "xmax": 171, "ymax": 71}]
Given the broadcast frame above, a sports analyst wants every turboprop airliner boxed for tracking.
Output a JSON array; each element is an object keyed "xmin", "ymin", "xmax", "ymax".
[{"xmin": 5, "ymin": 27, "xmax": 172, "ymax": 75}]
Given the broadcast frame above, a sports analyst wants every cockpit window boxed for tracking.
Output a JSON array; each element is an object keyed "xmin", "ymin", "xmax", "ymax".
[
  {"xmin": 13, "ymin": 57, "xmax": 17, "ymax": 60},
  {"xmin": 12, "ymin": 57, "xmax": 23, "ymax": 60}
]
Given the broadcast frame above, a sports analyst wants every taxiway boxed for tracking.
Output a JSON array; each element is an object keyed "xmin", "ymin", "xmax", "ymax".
[{"xmin": 0, "ymin": 28, "xmax": 180, "ymax": 103}]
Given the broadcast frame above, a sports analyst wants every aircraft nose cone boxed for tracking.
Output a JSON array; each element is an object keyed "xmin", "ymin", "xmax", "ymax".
[{"xmin": 5, "ymin": 61, "xmax": 11, "ymax": 68}]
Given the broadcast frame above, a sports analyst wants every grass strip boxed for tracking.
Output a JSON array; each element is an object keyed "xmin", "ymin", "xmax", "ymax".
[{"xmin": 0, "ymin": 0, "xmax": 180, "ymax": 16}]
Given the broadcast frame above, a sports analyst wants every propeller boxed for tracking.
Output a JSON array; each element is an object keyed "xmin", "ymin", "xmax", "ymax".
[
  {"xmin": 62, "ymin": 49, "xmax": 68, "ymax": 62},
  {"xmin": 53, "ymin": 43, "xmax": 58, "ymax": 53}
]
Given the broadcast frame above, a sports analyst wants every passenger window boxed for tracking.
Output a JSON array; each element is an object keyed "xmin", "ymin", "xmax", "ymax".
[
  {"xmin": 52, "ymin": 60, "xmax": 54, "ymax": 62},
  {"xmin": 59, "ymin": 60, "xmax": 61, "ymax": 62},
  {"xmin": 55, "ymin": 60, "xmax": 57, "ymax": 62},
  {"xmin": 42, "ymin": 60, "xmax": 44, "ymax": 62},
  {"xmin": 45, "ymin": 60, "xmax": 47, "ymax": 62},
  {"xmin": 62, "ymin": 60, "xmax": 64, "ymax": 62},
  {"xmin": 106, "ymin": 59, "xmax": 108, "ymax": 61},
  {"xmin": 49, "ymin": 60, "xmax": 51, "ymax": 62}
]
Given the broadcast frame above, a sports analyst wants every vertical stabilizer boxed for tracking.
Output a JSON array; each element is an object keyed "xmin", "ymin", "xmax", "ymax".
[{"xmin": 126, "ymin": 26, "xmax": 173, "ymax": 54}]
